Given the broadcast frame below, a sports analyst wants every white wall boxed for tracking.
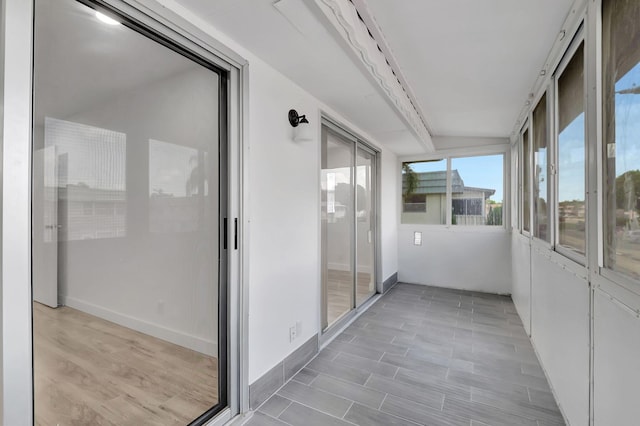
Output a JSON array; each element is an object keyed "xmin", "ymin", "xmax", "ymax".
[
  {"xmin": 530, "ymin": 248, "xmax": 589, "ymax": 426},
  {"xmin": 593, "ymin": 288, "xmax": 640, "ymax": 425},
  {"xmin": 245, "ymin": 57, "xmax": 321, "ymax": 383},
  {"xmin": 398, "ymin": 226, "xmax": 511, "ymax": 294},
  {"xmin": 511, "ymin": 234, "xmax": 531, "ymax": 334},
  {"xmin": 48, "ymin": 67, "xmax": 220, "ymax": 356},
  {"xmin": 245, "ymin": 56, "xmax": 399, "ymax": 382},
  {"xmin": 149, "ymin": 5, "xmax": 400, "ymax": 383},
  {"xmin": 380, "ymin": 151, "xmax": 398, "ymax": 282}
]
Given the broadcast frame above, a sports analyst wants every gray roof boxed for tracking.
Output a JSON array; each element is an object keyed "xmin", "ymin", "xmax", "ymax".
[{"xmin": 403, "ymin": 170, "xmax": 495, "ymax": 196}]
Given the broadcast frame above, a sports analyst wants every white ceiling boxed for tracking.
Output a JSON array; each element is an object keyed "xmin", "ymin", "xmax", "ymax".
[
  {"xmin": 365, "ymin": 0, "xmax": 575, "ymax": 138},
  {"xmin": 35, "ymin": 0, "xmax": 195, "ymax": 125},
  {"xmin": 175, "ymin": 0, "xmax": 575, "ymax": 154}
]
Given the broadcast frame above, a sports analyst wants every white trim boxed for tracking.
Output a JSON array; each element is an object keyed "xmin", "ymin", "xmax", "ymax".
[
  {"xmin": 121, "ymin": 0, "xmax": 248, "ymax": 69},
  {"xmin": 511, "ymin": 0, "xmax": 588, "ymax": 137},
  {"xmin": 1, "ymin": 0, "xmax": 35, "ymax": 424},
  {"xmin": 312, "ymin": 0, "xmax": 434, "ymax": 152},
  {"xmin": 400, "ymin": 143, "xmax": 509, "ymax": 163},
  {"xmin": 203, "ymin": 408, "xmax": 232, "ymax": 426}
]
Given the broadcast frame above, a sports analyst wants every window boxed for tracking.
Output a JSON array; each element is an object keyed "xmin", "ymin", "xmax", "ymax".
[
  {"xmin": 556, "ymin": 41, "xmax": 586, "ymax": 256},
  {"xmin": 451, "ymin": 155, "xmax": 503, "ymax": 226},
  {"xmin": 533, "ymin": 93, "xmax": 550, "ymax": 241},
  {"xmin": 401, "ymin": 155, "xmax": 504, "ymax": 226},
  {"xmin": 522, "ymin": 128, "xmax": 531, "ymax": 232},
  {"xmin": 603, "ymin": 0, "xmax": 640, "ymax": 281},
  {"xmin": 403, "ymin": 193, "xmax": 427, "ymax": 212},
  {"xmin": 402, "ymin": 159, "xmax": 446, "ymax": 225}
]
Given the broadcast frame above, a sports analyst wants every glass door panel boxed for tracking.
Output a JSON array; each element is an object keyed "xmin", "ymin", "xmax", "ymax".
[
  {"xmin": 321, "ymin": 129, "xmax": 355, "ymax": 330},
  {"xmin": 32, "ymin": 0, "xmax": 226, "ymax": 424},
  {"xmin": 356, "ymin": 147, "xmax": 376, "ymax": 306}
]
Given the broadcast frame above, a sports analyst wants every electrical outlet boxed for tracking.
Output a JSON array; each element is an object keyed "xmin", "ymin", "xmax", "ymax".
[{"xmin": 289, "ymin": 325, "xmax": 297, "ymax": 342}]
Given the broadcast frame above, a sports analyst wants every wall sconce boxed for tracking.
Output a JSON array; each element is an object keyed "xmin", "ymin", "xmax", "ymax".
[{"xmin": 288, "ymin": 109, "xmax": 313, "ymax": 142}]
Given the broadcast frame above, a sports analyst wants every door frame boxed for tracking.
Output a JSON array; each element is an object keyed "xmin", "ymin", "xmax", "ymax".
[
  {"xmin": 318, "ymin": 116, "xmax": 382, "ymax": 347},
  {"xmin": 0, "ymin": 0, "xmax": 250, "ymax": 423}
]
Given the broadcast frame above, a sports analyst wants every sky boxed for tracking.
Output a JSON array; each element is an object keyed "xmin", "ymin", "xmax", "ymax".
[{"xmin": 614, "ymin": 62, "xmax": 640, "ymax": 178}]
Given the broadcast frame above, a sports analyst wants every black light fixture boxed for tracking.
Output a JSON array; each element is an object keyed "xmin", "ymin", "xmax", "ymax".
[
  {"xmin": 288, "ymin": 109, "xmax": 308, "ymax": 127},
  {"xmin": 288, "ymin": 109, "xmax": 313, "ymax": 142}
]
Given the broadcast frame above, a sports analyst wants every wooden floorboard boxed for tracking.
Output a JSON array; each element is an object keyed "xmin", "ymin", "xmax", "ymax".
[{"xmin": 33, "ymin": 302, "xmax": 218, "ymax": 426}]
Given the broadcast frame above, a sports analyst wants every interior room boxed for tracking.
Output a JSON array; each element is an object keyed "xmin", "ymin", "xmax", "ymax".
[{"xmin": 0, "ymin": 0, "xmax": 639, "ymax": 425}]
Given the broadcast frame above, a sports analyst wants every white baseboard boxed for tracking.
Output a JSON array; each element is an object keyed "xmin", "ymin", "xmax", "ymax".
[{"xmin": 62, "ymin": 295, "xmax": 217, "ymax": 357}]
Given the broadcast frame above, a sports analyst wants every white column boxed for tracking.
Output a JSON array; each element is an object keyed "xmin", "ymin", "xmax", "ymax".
[{"xmin": 1, "ymin": 0, "xmax": 34, "ymax": 423}]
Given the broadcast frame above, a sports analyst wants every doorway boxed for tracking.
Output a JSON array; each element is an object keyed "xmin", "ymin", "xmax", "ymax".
[
  {"xmin": 31, "ymin": 0, "xmax": 231, "ymax": 424},
  {"xmin": 320, "ymin": 120, "xmax": 378, "ymax": 334}
]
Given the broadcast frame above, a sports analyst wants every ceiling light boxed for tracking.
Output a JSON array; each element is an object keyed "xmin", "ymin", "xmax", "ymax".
[{"xmin": 96, "ymin": 11, "xmax": 121, "ymax": 26}]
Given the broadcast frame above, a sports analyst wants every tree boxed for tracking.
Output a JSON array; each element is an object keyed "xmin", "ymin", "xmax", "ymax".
[
  {"xmin": 487, "ymin": 205, "xmax": 503, "ymax": 226},
  {"xmin": 402, "ymin": 163, "xmax": 418, "ymax": 202},
  {"xmin": 615, "ymin": 170, "xmax": 640, "ymax": 213}
]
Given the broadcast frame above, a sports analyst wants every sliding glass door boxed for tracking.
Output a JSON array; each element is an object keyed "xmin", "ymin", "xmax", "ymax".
[
  {"xmin": 32, "ymin": 0, "xmax": 228, "ymax": 424},
  {"xmin": 321, "ymin": 122, "xmax": 378, "ymax": 332},
  {"xmin": 356, "ymin": 146, "xmax": 376, "ymax": 306}
]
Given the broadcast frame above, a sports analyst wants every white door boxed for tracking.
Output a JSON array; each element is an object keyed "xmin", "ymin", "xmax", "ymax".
[{"xmin": 32, "ymin": 146, "xmax": 58, "ymax": 308}]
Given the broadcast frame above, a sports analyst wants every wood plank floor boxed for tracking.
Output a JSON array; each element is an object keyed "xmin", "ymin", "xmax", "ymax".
[
  {"xmin": 33, "ymin": 302, "xmax": 218, "ymax": 426},
  {"xmin": 327, "ymin": 270, "xmax": 375, "ymax": 326},
  {"xmin": 250, "ymin": 283, "xmax": 566, "ymax": 426}
]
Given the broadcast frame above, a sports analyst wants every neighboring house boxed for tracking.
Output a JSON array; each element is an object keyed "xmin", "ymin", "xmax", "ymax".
[{"xmin": 402, "ymin": 170, "xmax": 496, "ymax": 225}]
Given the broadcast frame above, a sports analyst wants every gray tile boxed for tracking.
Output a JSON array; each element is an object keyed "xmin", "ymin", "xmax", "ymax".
[
  {"xmin": 252, "ymin": 284, "xmax": 559, "ymax": 426},
  {"xmin": 537, "ymin": 419, "xmax": 567, "ymax": 426},
  {"xmin": 327, "ymin": 340, "xmax": 385, "ymax": 361},
  {"xmin": 443, "ymin": 396, "xmax": 538, "ymax": 426},
  {"xmin": 277, "ymin": 380, "xmax": 352, "ymax": 418},
  {"xmin": 332, "ymin": 352, "xmax": 398, "ymax": 378},
  {"xmin": 350, "ymin": 336, "xmax": 409, "ymax": 355},
  {"xmin": 334, "ymin": 332, "xmax": 356, "ymax": 343},
  {"xmin": 382, "ymin": 272, "xmax": 398, "ymax": 293},
  {"xmin": 471, "ymin": 388, "xmax": 565, "ymax": 424},
  {"xmin": 310, "ymin": 374, "xmax": 385, "ymax": 409},
  {"xmin": 306, "ymin": 355, "xmax": 371, "ymax": 385},
  {"xmin": 380, "ymin": 394, "xmax": 469, "ymax": 426},
  {"xmin": 359, "ymin": 312, "xmax": 407, "ymax": 329},
  {"xmin": 528, "ymin": 388, "xmax": 561, "ymax": 411},
  {"xmin": 394, "ymin": 368, "xmax": 471, "ymax": 401},
  {"xmin": 472, "ymin": 363, "xmax": 552, "ymax": 392},
  {"xmin": 284, "ymin": 335, "xmax": 318, "ymax": 381},
  {"xmin": 380, "ymin": 353, "xmax": 449, "ymax": 379},
  {"xmin": 259, "ymin": 394, "xmax": 292, "ymax": 418},
  {"xmin": 365, "ymin": 374, "xmax": 444, "ymax": 409},
  {"xmin": 315, "ymin": 346, "xmax": 340, "ymax": 362},
  {"xmin": 348, "ymin": 324, "xmax": 401, "ymax": 343},
  {"xmin": 393, "ymin": 336, "xmax": 455, "ymax": 357},
  {"xmin": 446, "ymin": 369, "xmax": 531, "ymax": 402},
  {"xmin": 291, "ymin": 367, "xmax": 318, "ymax": 385},
  {"xmin": 405, "ymin": 349, "xmax": 473, "ymax": 372},
  {"xmin": 250, "ymin": 362, "xmax": 283, "ymax": 410},
  {"xmin": 345, "ymin": 402, "xmax": 420, "ymax": 426},
  {"xmin": 244, "ymin": 412, "xmax": 289, "ymax": 426},
  {"xmin": 520, "ymin": 364, "xmax": 546, "ymax": 379},
  {"xmin": 278, "ymin": 402, "xmax": 354, "ymax": 426}
]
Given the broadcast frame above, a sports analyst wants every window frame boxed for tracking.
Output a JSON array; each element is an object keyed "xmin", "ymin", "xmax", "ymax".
[
  {"xmin": 520, "ymin": 122, "xmax": 532, "ymax": 236},
  {"xmin": 531, "ymin": 90, "xmax": 553, "ymax": 246},
  {"xmin": 399, "ymin": 149, "xmax": 508, "ymax": 229},
  {"xmin": 597, "ymin": 0, "xmax": 640, "ymax": 288},
  {"xmin": 552, "ymin": 30, "xmax": 588, "ymax": 265}
]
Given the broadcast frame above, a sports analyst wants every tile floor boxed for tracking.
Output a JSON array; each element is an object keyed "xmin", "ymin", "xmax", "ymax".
[{"xmin": 246, "ymin": 283, "xmax": 565, "ymax": 426}]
